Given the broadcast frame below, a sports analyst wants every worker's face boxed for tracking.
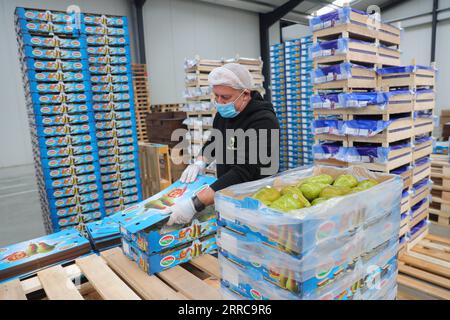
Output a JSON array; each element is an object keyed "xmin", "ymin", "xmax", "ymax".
[{"xmin": 212, "ymin": 85, "xmax": 251, "ymax": 112}]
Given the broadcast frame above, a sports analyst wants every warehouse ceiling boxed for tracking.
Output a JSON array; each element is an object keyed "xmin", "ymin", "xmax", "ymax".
[{"xmin": 197, "ymin": 0, "xmax": 409, "ymax": 25}]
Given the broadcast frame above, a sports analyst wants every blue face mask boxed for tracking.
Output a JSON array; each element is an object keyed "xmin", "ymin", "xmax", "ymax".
[{"xmin": 215, "ymin": 90, "xmax": 245, "ymax": 118}]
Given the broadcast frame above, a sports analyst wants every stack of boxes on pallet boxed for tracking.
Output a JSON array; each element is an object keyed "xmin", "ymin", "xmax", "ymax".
[
  {"xmin": 216, "ymin": 166, "xmax": 402, "ymax": 300},
  {"xmin": 84, "ymin": 13, "xmax": 142, "ymax": 217},
  {"xmin": 183, "ymin": 57, "xmax": 218, "ymax": 164},
  {"xmin": 269, "ymin": 37, "xmax": 314, "ymax": 171},
  {"xmin": 225, "ymin": 55, "xmax": 266, "ymax": 97},
  {"xmin": 270, "ymin": 43, "xmax": 288, "ymax": 171},
  {"xmin": 15, "ymin": 8, "xmax": 142, "ymax": 233},
  {"xmin": 309, "ymin": 6, "xmax": 436, "ymax": 254},
  {"xmin": 429, "ymin": 154, "xmax": 450, "ymax": 228}
]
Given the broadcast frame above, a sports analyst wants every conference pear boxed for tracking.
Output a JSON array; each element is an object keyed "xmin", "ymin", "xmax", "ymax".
[
  {"xmin": 36, "ymin": 242, "xmax": 56, "ymax": 254},
  {"xmin": 311, "ymin": 197, "xmax": 328, "ymax": 206},
  {"xmin": 357, "ymin": 179, "xmax": 379, "ymax": 189},
  {"xmin": 299, "ymin": 183, "xmax": 329, "ymax": 201},
  {"xmin": 320, "ymin": 185, "xmax": 351, "ymax": 199},
  {"xmin": 280, "ymin": 186, "xmax": 311, "ymax": 207},
  {"xmin": 304, "ymin": 174, "xmax": 334, "ymax": 185},
  {"xmin": 25, "ymin": 243, "xmax": 38, "ymax": 256},
  {"xmin": 252, "ymin": 186, "xmax": 281, "ymax": 206},
  {"xmin": 269, "ymin": 193, "xmax": 304, "ymax": 213},
  {"xmin": 333, "ymin": 174, "xmax": 358, "ymax": 188}
]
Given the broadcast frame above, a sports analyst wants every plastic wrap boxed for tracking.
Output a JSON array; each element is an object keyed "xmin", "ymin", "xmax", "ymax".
[
  {"xmin": 309, "ymin": 7, "xmax": 375, "ymax": 32},
  {"xmin": 311, "ymin": 93, "xmax": 342, "ymax": 109},
  {"xmin": 313, "ymin": 143, "xmax": 341, "ymax": 160},
  {"xmin": 338, "ymin": 92, "xmax": 388, "ymax": 109},
  {"xmin": 311, "ymin": 62, "xmax": 352, "ymax": 84},
  {"xmin": 215, "ymin": 165, "xmax": 402, "ymax": 257},
  {"xmin": 377, "ymin": 65, "xmax": 435, "ymax": 75}
]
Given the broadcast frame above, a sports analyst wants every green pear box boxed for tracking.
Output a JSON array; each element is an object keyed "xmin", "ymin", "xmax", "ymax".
[
  {"xmin": 215, "ymin": 165, "xmax": 402, "ymax": 257},
  {"xmin": 121, "ymin": 234, "xmax": 217, "ymax": 275}
]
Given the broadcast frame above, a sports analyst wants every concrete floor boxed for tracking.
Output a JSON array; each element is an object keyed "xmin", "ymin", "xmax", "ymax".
[{"xmin": 0, "ymin": 163, "xmax": 448, "ymax": 246}]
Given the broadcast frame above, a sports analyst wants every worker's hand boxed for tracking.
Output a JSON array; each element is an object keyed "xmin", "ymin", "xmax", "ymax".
[
  {"xmin": 180, "ymin": 160, "xmax": 206, "ymax": 183},
  {"xmin": 167, "ymin": 198, "xmax": 197, "ymax": 226}
]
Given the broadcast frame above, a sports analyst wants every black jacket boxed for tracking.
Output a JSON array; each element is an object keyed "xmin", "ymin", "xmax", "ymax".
[{"xmin": 202, "ymin": 91, "xmax": 280, "ymax": 191}]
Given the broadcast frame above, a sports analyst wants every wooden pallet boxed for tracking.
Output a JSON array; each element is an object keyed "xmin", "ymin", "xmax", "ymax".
[
  {"xmin": 397, "ymin": 234, "xmax": 450, "ymax": 300},
  {"xmin": 430, "ymin": 154, "xmax": 450, "ymax": 227},
  {"xmin": 139, "ymin": 142, "xmax": 172, "ymax": 199},
  {"xmin": 132, "ymin": 64, "xmax": 152, "ymax": 142},
  {"xmin": 0, "ymin": 249, "xmax": 221, "ymax": 300}
]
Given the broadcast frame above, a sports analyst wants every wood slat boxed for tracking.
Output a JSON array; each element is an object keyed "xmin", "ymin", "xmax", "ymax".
[
  {"xmin": 399, "ymin": 264, "xmax": 450, "ymax": 290},
  {"xmin": 400, "ymin": 254, "xmax": 450, "ymax": 278},
  {"xmin": 158, "ymin": 266, "xmax": 222, "ymax": 300},
  {"xmin": 420, "ymin": 239, "xmax": 450, "ymax": 253},
  {"xmin": 407, "ymin": 251, "xmax": 450, "ymax": 269},
  {"xmin": 397, "ymin": 274, "xmax": 450, "ymax": 300},
  {"xmin": 0, "ymin": 279, "xmax": 27, "ymax": 300},
  {"xmin": 426, "ymin": 234, "xmax": 450, "ymax": 246},
  {"xmin": 412, "ymin": 246, "xmax": 450, "ymax": 263},
  {"xmin": 76, "ymin": 254, "xmax": 140, "ymax": 300},
  {"xmin": 189, "ymin": 255, "xmax": 221, "ymax": 279},
  {"xmin": 37, "ymin": 265, "xmax": 83, "ymax": 300},
  {"xmin": 100, "ymin": 248, "xmax": 185, "ymax": 300}
]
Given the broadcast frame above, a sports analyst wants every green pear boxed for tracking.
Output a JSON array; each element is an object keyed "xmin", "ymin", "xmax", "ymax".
[
  {"xmin": 36, "ymin": 242, "xmax": 56, "ymax": 254},
  {"xmin": 252, "ymin": 186, "xmax": 281, "ymax": 205},
  {"xmin": 299, "ymin": 183, "xmax": 329, "ymax": 201},
  {"xmin": 357, "ymin": 179, "xmax": 379, "ymax": 189},
  {"xmin": 280, "ymin": 186, "xmax": 311, "ymax": 208},
  {"xmin": 304, "ymin": 174, "xmax": 334, "ymax": 185},
  {"xmin": 160, "ymin": 195, "xmax": 175, "ymax": 206},
  {"xmin": 333, "ymin": 174, "xmax": 358, "ymax": 188},
  {"xmin": 25, "ymin": 243, "xmax": 38, "ymax": 256},
  {"xmin": 311, "ymin": 197, "xmax": 328, "ymax": 206},
  {"xmin": 144, "ymin": 199, "xmax": 166, "ymax": 210},
  {"xmin": 269, "ymin": 193, "xmax": 304, "ymax": 213},
  {"xmin": 320, "ymin": 185, "xmax": 351, "ymax": 199}
]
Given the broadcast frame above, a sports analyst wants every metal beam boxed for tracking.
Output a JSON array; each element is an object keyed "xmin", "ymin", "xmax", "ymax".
[
  {"xmin": 431, "ymin": 0, "xmax": 439, "ymax": 63},
  {"xmin": 260, "ymin": 1, "xmax": 304, "ymax": 101},
  {"xmin": 380, "ymin": 0, "xmax": 411, "ymax": 12},
  {"xmin": 134, "ymin": 0, "xmax": 147, "ymax": 64}
]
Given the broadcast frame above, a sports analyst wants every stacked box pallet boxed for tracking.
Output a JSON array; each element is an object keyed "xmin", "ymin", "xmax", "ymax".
[
  {"xmin": 224, "ymin": 55, "xmax": 265, "ymax": 97},
  {"xmin": 270, "ymin": 43, "xmax": 288, "ymax": 172},
  {"xmin": 285, "ymin": 36, "xmax": 314, "ymax": 169},
  {"xmin": 183, "ymin": 57, "xmax": 218, "ymax": 163},
  {"xmin": 429, "ymin": 154, "xmax": 450, "ymax": 228},
  {"xmin": 15, "ymin": 8, "xmax": 106, "ymax": 233},
  {"xmin": 83, "ymin": 13, "xmax": 142, "ymax": 217},
  {"xmin": 309, "ymin": 6, "xmax": 436, "ymax": 254},
  {"xmin": 131, "ymin": 64, "xmax": 151, "ymax": 142},
  {"xmin": 216, "ymin": 166, "xmax": 402, "ymax": 300}
]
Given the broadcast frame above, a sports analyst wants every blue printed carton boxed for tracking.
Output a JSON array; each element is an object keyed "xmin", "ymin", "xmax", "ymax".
[
  {"xmin": 96, "ymin": 128, "xmax": 133, "ymax": 139},
  {"xmin": 104, "ymin": 186, "xmax": 139, "ymax": 200},
  {"xmin": 53, "ymin": 202, "xmax": 103, "ymax": 218},
  {"xmin": 85, "ymin": 216, "xmax": 122, "ymax": 251},
  {"xmin": 20, "ymin": 34, "xmax": 85, "ymax": 48},
  {"xmin": 27, "ymin": 81, "xmax": 90, "ymax": 94},
  {"xmin": 26, "ymin": 70, "xmax": 88, "ymax": 82},
  {"xmin": 100, "ymin": 162, "xmax": 136, "ymax": 174},
  {"xmin": 40, "ymin": 144, "xmax": 96, "ymax": 158},
  {"xmin": 45, "ymin": 182, "xmax": 99, "ymax": 199},
  {"xmin": 88, "ymin": 55, "xmax": 129, "ymax": 65},
  {"xmin": 91, "ymin": 74, "xmax": 131, "ymax": 84},
  {"xmin": 83, "ymin": 25, "xmax": 128, "ymax": 36},
  {"xmin": 33, "ymin": 92, "xmax": 91, "ymax": 104},
  {"xmin": 34, "ymin": 113, "xmax": 93, "ymax": 126},
  {"xmin": 98, "ymin": 145, "xmax": 135, "ymax": 157},
  {"xmin": 99, "ymin": 153, "xmax": 137, "ymax": 166},
  {"xmin": 215, "ymin": 166, "xmax": 402, "ymax": 257},
  {"xmin": 101, "ymin": 170, "xmax": 137, "ymax": 183},
  {"xmin": 122, "ymin": 234, "xmax": 217, "ymax": 275},
  {"xmin": 34, "ymin": 124, "xmax": 91, "ymax": 137},
  {"xmin": 102, "ymin": 178, "xmax": 139, "ymax": 192},
  {"xmin": 97, "ymin": 137, "xmax": 134, "ymax": 148},
  {"xmin": 31, "ymin": 103, "xmax": 90, "ymax": 116},
  {"xmin": 87, "ymin": 45, "xmax": 129, "ymax": 56},
  {"xmin": 88, "ymin": 64, "xmax": 128, "ymax": 74},
  {"xmin": 52, "ymin": 212, "xmax": 102, "ymax": 229},
  {"xmin": 104, "ymin": 195, "xmax": 139, "ymax": 208},
  {"xmin": 48, "ymin": 192, "xmax": 100, "ymax": 209},
  {"xmin": 16, "ymin": 19, "xmax": 79, "ymax": 36},
  {"xmin": 39, "ymin": 154, "xmax": 96, "ymax": 169},
  {"xmin": 23, "ymin": 58, "xmax": 85, "ymax": 72},
  {"xmin": 0, "ymin": 227, "xmax": 91, "ymax": 282},
  {"xmin": 86, "ymin": 35, "xmax": 128, "ymax": 46},
  {"xmin": 35, "ymin": 134, "xmax": 93, "ymax": 149},
  {"xmin": 95, "ymin": 119, "xmax": 133, "ymax": 130},
  {"xmin": 45, "ymin": 163, "xmax": 97, "ymax": 178},
  {"xmin": 92, "ymin": 92, "xmax": 130, "ymax": 103},
  {"xmin": 22, "ymin": 46, "xmax": 87, "ymax": 60},
  {"xmin": 91, "ymin": 83, "xmax": 130, "ymax": 93}
]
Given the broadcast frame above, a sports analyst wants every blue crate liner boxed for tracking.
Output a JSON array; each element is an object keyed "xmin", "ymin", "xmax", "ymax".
[
  {"xmin": 26, "ymin": 80, "xmax": 90, "ymax": 94},
  {"xmin": 98, "ymin": 145, "xmax": 136, "ymax": 157},
  {"xmin": 31, "ymin": 92, "xmax": 92, "ymax": 104},
  {"xmin": 16, "ymin": 18, "xmax": 80, "ymax": 36},
  {"xmin": 30, "ymin": 103, "xmax": 90, "ymax": 116},
  {"xmin": 33, "ymin": 123, "xmax": 92, "ymax": 137},
  {"xmin": 88, "ymin": 55, "xmax": 129, "ymax": 65},
  {"xmin": 83, "ymin": 24, "xmax": 129, "ymax": 36},
  {"xmin": 22, "ymin": 58, "xmax": 86, "ymax": 71},
  {"xmin": 90, "ymin": 74, "xmax": 131, "ymax": 84},
  {"xmin": 91, "ymin": 83, "xmax": 131, "ymax": 93},
  {"xmin": 21, "ymin": 45, "xmax": 87, "ymax": 60},
  {"xmin": 88, "ymin": 64, "xmax": 128, "ymax": 74},
  {"xmin": 85, "ymin": 34, "xmax": 129, "ymax": 46},
  {"xmin": 26, "ymin": 69, "xmax": 89, "ymax": 82},
  {"xmin": 92, "ymin": 92, "xmax": 131, "ymax": 102},
  {"xmin": 82, "ymin": 14, "xmax": 128, "ymax": 27},
  {"xmin": 20, "ymin": 34, "xmax": 86, "ymax": 49}
]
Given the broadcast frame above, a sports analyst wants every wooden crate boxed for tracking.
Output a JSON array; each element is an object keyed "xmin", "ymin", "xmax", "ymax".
[
  {"xmin": 0, "ymin": 249, "xmax": 221, "ymax": 300},
  {"xmin": 430, "ymin": 154, "xmax": 450, "ymax": 223},
  {"xmin": 313, "ymin": 66, "xmax": 378, "ymax": 91},
  {"xmin": 139, "ymin": 142, "xmax": 172, "ymax": 199},
  {"xmin": 397, "ymin": 234, "xmax": 450, "ymax": 300},
  {"xmin": 377, "ymin": 46, "xmax": 401, "ymax": 67},
  {"xmin": 313, "ymin": 40, "xmax": 379, "ymax": 66},
  {"xmin": 415, "ymin": 91, "xmax": 435, "ymax": 111},
  {"xmin": 132, "ymin": 64, "xmax": 152, "ymax": 142},
  {"xmin": 380, "ymin": 67, "xmax": 436, "ymax": 91},
  {"xmin": 378, "ymin": 22, "xmax": 401, "ymax": 47}
]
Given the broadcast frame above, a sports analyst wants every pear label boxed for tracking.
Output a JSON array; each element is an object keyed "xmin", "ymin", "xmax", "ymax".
[
  {"xmin": 315, "ymin": 259, "xmax": 334, "ymax": 280},
  {"xmin": 249, "ymin": 289, "xmax": 262, "ymax": 300},
  {"xmin": 159, "ymin": 235, "xmax": 175, "ymax": 247},
  {"xmin": 160, "ymin": 255, "xmax": 176, "ymax": 268}
]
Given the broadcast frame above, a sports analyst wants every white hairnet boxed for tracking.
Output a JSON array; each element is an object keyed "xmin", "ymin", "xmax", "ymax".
[{"xmin": 208, "ymin": 63, "xmax": 253, "ymax": 90}]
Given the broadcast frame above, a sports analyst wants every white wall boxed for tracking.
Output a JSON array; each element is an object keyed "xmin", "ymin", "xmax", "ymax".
[
  {"xmin": 143, "ymin": 0, "xmax": 260, "ymax": 105},
  {"xmin": 381, "ymin": 0, "xmax": 450, "ymax": 116},
  {"xmin": 282, "ymin": 23, "xmax": 311, "ymax": 41},
  {"xmin": 0, "ymin": 0, "xmax": 136, "ymax": 168}
]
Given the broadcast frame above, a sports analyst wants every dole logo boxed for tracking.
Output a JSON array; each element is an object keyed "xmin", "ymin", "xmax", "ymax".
[
  {"xmin": 160, "ymin": 255, "xmax": 176, "ymax": 268},
  {"xmin": 250, "ymin": 289, "xmax": 262, "ymax": 300},
  {"xmin": 159, "ymin": 235, "xmax": 175, "ymax": 247}
]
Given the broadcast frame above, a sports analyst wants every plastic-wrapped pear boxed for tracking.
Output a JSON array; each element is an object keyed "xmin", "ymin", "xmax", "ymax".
[
  {"xmin": 311, "ymin": 197, "xmax": 328, "ymax": 206},
  {"xmin": 320, "ymin": 185, "xmax": 351, "ymax": 199},
  {"xmin": 303, "ymin": 174, "xmax": 334, "ymax": 186},
  {"xmin": 333, "ymin": 174, "xmax": 358, "ymax": 188},
  {"xmin": 299, "ymin": 183, "xmax": 329, "ymax": 201},
  {"xmin": 357, "ymin": 179, "xmax": 379, "ymax": 189},
  {"xmin": 280, "ymin": 186, "xmax": 311, "ymax": 207},
  {"xmin": 252, "ymin": 186, "xmax": 281, "ymax": 205},
  {"xmin": 269, "ymin": 193, "xmax": 304, "ymax": 212}
]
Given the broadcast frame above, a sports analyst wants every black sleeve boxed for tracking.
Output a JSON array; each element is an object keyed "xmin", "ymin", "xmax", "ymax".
[{"xmin": 209, "ymin": 116, "xmax": 279, "ymax": 192}]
